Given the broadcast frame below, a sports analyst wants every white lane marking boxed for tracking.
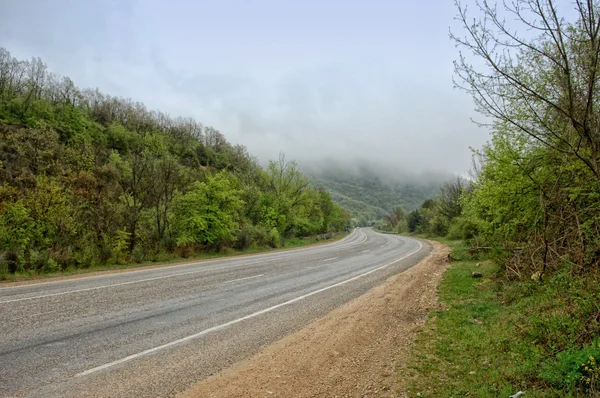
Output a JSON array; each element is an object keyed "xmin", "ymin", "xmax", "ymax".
[
  {"xmin": 0, "ymin": 266, "xmax": 235, "ymax": 304},
  {"xmin": 323, "ymin": 257, "xmax": 339, "ymax": 262},
  {"xmin": 222, "ymin": 274, "xmax": 263, "ymax": 284},
  {"xmin": 380, "ymin": 245, "xmax": 385, "ymax": 248},
  {"xmin": 0, "ymin": 229, "xmax": 364, "ymax": 293},
  {"xmin": 75, "ymin": 239, "xmax": 423, "ymax": 378},
  {"xmin": 362, "ymin": 249, "xmax": 370, "ymax": 253}
]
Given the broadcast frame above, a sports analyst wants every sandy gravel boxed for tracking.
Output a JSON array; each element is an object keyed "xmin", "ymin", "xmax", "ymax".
[{"xmin": 179, "ymin": 241, "xmax": 450, "ymax": 398}]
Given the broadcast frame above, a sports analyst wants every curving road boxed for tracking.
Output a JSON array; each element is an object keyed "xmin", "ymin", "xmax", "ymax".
[{"xmin": 0, "ymin": 228, "xmax": 431, "ymax": 397}]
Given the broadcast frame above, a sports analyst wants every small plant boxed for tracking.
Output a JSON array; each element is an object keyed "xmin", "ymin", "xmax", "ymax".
[
  {"xmin": 579, "ymin": 354, "xmax": 600, "ymax": 393},
  {"xmin": 540, "ymin": 340, "xmax": 600, "ymax": 394},
  {"xmin": 42, "ymin": 258, "xmax": 59, "ymax": 273}
]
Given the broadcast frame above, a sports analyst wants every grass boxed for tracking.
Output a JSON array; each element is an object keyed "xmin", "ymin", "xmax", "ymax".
[
  {"xmin": 400, "ymin": 239, "xmax": 600, "ymax": 397},
  {"xmin": 0, "ymin": 232, "xmax": 348, "ymax": 283}
]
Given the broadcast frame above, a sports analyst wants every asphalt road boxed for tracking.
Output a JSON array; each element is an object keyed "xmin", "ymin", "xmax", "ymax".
[{"xmin": 0, "ymin": 228, "xmax": 432, "ymax": 397}]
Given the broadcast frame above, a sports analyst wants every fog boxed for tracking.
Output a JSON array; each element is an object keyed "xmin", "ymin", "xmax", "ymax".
[{"xmin": 1, "ymin": 0, "xmax": 489, "ymax": 179}]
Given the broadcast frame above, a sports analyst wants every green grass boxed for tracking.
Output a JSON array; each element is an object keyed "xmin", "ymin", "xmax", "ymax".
[
  {"xmin": 401, "ymin": 240, "xmax": 600, "ymax": 397},
  {"xmin": 0, "ymin": 232, "xmax": 348, "ymax": 283}
]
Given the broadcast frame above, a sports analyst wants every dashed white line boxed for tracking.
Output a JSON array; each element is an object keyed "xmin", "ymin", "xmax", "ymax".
[
  {"xmin": 362, "ymin": 249, "xmax": 370, "ymax": 253},
  {"xmin": 323, "ymin": 257, "xmax": 339, "ymax": 262},
  {"xmin": 75, "ymin": 239, "xmax": 423, "ymax": 377}
]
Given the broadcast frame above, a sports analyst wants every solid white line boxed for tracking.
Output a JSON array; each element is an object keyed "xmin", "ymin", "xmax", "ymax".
[
  {"xmin": 0, "ymin": 229, "xmax": 364, "ymax": 293},
  {"xmin": 222, "ymin": 274, "xmax": 263, "ymax": 284},
  {"xmin": 0, "ymin": 266, "xmax": 234, "ymax": 304},
  {"xmin": 323, "ymin": 257, "xmax": 339, "ymax": 262},
  {"xmin": 2, "ymin": 231, "xmax": 371, "ymax": 303},
  {"xmin": 75, "ymin": 239, "xmax": 423, "ymax": 377}
]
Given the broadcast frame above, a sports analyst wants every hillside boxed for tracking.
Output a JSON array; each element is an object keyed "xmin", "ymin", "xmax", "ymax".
[
  {"xmin": 0, "ymin": 48, "xmax": 350, "ymax": 275},
  {"xmin": 307, "ymin": 166, "xmax": 443, "ymax": 225}
]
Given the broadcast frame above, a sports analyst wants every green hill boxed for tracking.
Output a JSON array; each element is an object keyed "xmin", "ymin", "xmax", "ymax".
[
  {"xmin": 306, "ymin": 166, "xmax": 444, "ymax": 225},
  {"xmin": 0, "ymin": 48, "xmax": 350, "ymax": 274}
]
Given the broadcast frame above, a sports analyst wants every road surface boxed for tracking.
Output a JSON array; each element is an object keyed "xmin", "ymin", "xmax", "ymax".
[{"xmin": 0, "ymin": 228, "xmax": 431, "ymax": 397}]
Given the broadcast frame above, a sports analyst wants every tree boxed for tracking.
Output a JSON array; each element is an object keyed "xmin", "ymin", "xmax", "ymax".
[
  {"xmin": 438, "ymin": 176, "xmax": 468, "ymax": 220},
  {"xmin": 385, "ymin": 205, "xmax": 408, "ymax": 232},
  {"xmin": 452, "ymin": 0, "xmax": 600, "ymax": 181},
  {"xmin": 110, "ymin": 148, "xmax": 157, "ymax": 255},
  {"xmin": 0, "ymin": 47, "xmax": 352, "ymax": 274},
  {"xmin": 453, "ymin": 0, "xmax": 600, "ymax": 273},
  {"xmin": 173, "ymin": 172, "xmax": 243, "ymax": 249},
  {"xmin": 262, "ymin": 153, "xmax": 310, "ymax": 238}
]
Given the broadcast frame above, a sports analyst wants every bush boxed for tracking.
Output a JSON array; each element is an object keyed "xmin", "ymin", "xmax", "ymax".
[
  {"xmin": 42, "ymin": 258, "xmax": 59, "ymax": 273},
  {"xmin": 540, "ymin": 340, "xmax": 600, "ymax": 393},
  {"xmin": 28, "ymin": 249, "xmax": 49, "ymax": 271},
  {"xmin": 1, "ymin": 249, "xmax": 21, "ymax": 274},
  {"xmin": 174, "ymin": 244, "xmax": 196, "ymax": 259},
  {"xmin": 447, "ymin": 216, "xmax": 478, "ymax": 240},
  {"xmin": 268, "ymin": 228, "xmax": 281, "ymax": 248}
]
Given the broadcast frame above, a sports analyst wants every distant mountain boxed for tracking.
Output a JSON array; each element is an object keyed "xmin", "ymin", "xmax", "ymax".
[{"xmin": 305, "ymin": 163, "xmax": 444, "ymax": 225}]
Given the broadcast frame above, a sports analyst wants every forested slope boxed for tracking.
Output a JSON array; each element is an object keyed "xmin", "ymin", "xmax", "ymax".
[
  {"xmin": 308, "ymin": 169, "xmax": 441, "ymax": 225},
  {"xmin": 0, "ymin": 48, "xmax": 349, "ymax": 274}
]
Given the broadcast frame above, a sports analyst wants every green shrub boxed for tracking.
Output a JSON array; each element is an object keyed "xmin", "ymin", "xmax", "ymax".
[
  {"xmin": 540, "ymin": 340, "xmax": 600, "ymax": 393},
  {"xmin": 1, "ymin": 249, "xmax": 21, "ymax": 274},
  {"xmin": 268, "ymin": 227, "xmax": 281, "ymax": 248},
  {"xmin": 42, "ymin": 258, "xmax": 59, "ymax": 273}
]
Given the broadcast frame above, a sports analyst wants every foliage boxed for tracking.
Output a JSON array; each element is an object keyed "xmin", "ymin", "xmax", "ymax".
[
  {"xmin": 173, "ymin": 172, "xmax": 243, "ymax": 249},
  {"xmin": 403, "ymin": 241, "xmax": 600, "ymax": 397},
  {"xmin": 540, "ymin": 341, "xmax": 600, "ymax": 393},
  {"xmin": 402, "ymin": 4, "xmax": 600, "ymax": 394},
  {"xmin": 404, "ymin": 177, "xmax": 468, "ymax": 237},
  {"xmin": 0, "ymin": 48, "xmax": 350, "ymax": 275},
  {"xmin": 308, "ymin": 169, "xmax": 442, "ymax": 226},
  {"xmin": 447, "ymin": 0, "xmax": 600, "ymax": 277}
]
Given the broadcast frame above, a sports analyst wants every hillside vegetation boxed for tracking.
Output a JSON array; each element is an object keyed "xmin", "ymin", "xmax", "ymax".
[
  {"xmin": 397, "ymin": 1, "xmax": 600, "ymax": 396},
  {"xmin": 308, "ymin": 168, "xmax": 441, "ymax": 226},
  {"xmin": 0, "ymin": 48, "xmax": 349, "ymax": 276}
]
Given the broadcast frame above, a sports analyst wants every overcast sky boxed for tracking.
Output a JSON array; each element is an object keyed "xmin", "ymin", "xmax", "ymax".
[{"xmin": 1, "ymin": 0, "xmax": 488, "ymax": 175}]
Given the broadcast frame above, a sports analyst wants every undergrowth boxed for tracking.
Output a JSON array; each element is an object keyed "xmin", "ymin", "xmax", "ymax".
[
  {"xmin": 0, "ymin": 233, "xmax": 346, "ymax": 283},
  {"xmin": 401, "ymin": 240, "xmax": 600, "ymax": 397}
]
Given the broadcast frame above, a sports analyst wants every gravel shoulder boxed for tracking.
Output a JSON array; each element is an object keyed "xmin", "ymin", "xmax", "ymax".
[{"xmin": 179, "ymin": 241, "xmax": 450, "ymax": 398}]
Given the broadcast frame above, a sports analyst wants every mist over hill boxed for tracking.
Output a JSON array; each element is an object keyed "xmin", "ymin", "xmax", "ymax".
[{"xmin": 303, "ymin": 159, "xmax": 448, "ymax": 225}]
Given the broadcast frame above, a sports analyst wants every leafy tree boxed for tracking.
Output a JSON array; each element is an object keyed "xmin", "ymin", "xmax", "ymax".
[
  {"xmin": 453, "ymin": 0, "xmax": 600, "ymax": 181},
  {"xmin": 173, "ymin": 172, "xmax": 243, "ymax": 249},
  {"xmin": 452, "ymin": 0, "xmax": 600, "ymax": 274}
]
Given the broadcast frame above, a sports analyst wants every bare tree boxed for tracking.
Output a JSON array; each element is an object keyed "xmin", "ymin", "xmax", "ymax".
[{"xmin": 439, "ymin": 176, "xmax": 467, "ymax": 219}]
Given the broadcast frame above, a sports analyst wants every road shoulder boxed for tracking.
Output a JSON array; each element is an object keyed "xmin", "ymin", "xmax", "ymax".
[{"xmin": 178, "ymin": 240, "xmax": 450, "ymax": 398}]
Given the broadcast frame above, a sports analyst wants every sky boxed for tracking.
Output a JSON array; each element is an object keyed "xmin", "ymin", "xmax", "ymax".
[{"xmin": 0, "ymin": 0, "xmax": 489, "ymax": 176}]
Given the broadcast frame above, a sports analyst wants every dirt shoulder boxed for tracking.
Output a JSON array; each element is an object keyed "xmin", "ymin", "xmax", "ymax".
[{"xmin": 179, "ymin": 241, "xmax": 450, "ymax": 398}]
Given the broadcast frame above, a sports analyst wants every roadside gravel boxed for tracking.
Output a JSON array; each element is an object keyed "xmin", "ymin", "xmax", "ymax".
[{"xmin": 179, "ymin": 241, "xmax": 450, "ymax": 398}]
